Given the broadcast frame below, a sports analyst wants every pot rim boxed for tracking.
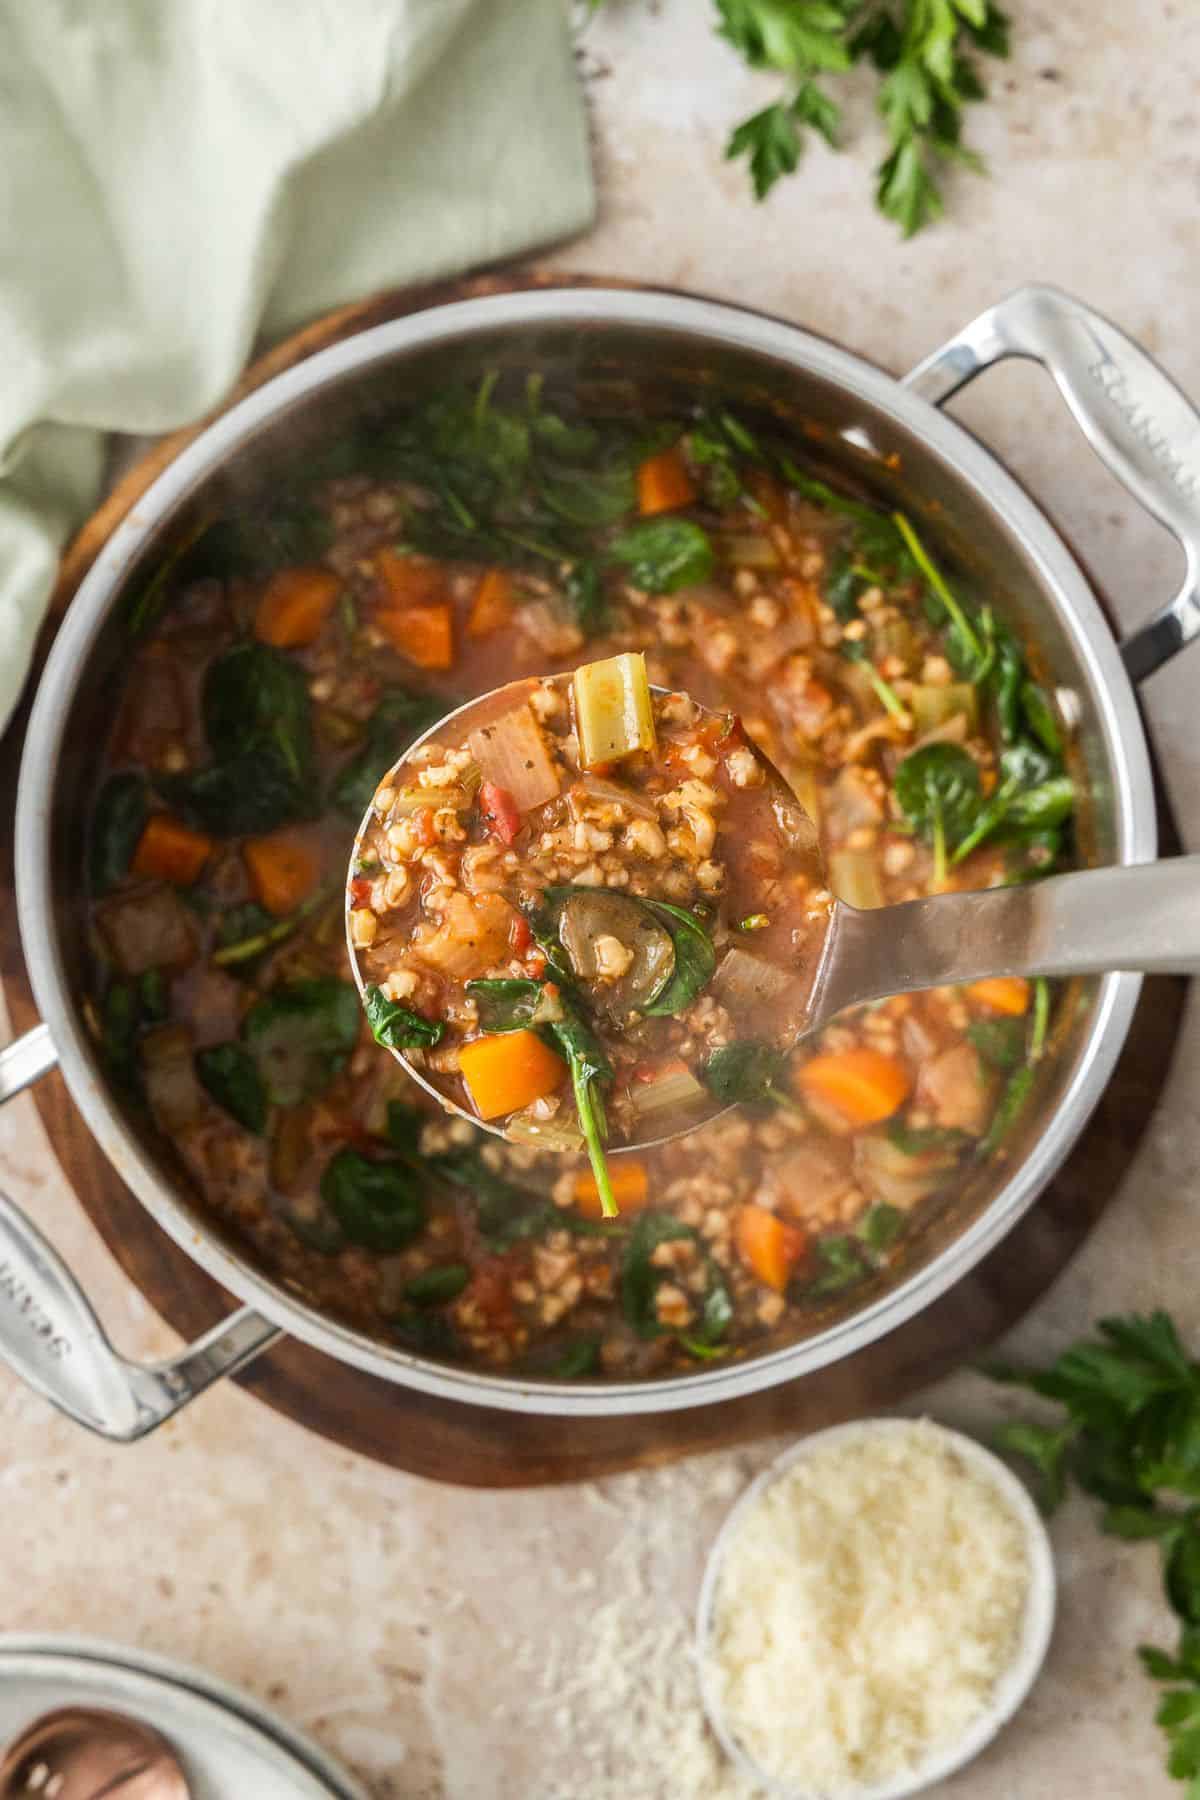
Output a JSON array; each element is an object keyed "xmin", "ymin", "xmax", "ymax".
[{"xmin": 14, "ymin": 286, "xmax": 1154, "ymax": 1415}]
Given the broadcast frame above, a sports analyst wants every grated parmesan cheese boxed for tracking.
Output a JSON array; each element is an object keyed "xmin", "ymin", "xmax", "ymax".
[{"xmin": 703, "ymin": 1419, "xmax": 1032, "ymax": 1796}]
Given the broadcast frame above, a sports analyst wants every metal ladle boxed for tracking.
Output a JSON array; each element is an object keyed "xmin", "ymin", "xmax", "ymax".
[
  {"xmin": 0, "ymin": 1708, "xmax": 191, "ymax": 1800},
  {"xmin": 348, "ymin": 674, "xmax": 1200, "ymax": 1152}
]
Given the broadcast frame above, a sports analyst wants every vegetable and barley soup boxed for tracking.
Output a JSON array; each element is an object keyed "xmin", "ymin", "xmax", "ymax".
[
  {"xmin": 86, "ymin": 377, "xmax": 1074, "ymax": 1376},
  {"xmin": 349, "ymin": 658, "xmax": 831, "ymax": 1215}
]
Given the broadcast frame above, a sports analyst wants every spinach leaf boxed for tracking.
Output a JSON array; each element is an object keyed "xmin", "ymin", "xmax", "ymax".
[
  {"xmin": 608, "ymin": 519, "xmax": 715, "ymax": 593},
  {"xmin": 639, "ymin": 901, "xmax": 717, "ymax": 1016},
  {"xmin": 195, "ymin": 1042, "xmax": 268, "ymax": 1134},
  {"xmin": 549, "ymin": 1005, "xmax": 618, "ymax": 1220},
  {"xmin": 138, "ymin": 968, "xmax": 169, "ymax": 1024},
  {"xmin": 403, "ymin": 1264, "xmax": 470, "ymax": 1305},
  {"xmin": 824, "ymin": 547, "xmax": 867, "ymax": 622},
  {"xmin": 331, "ymin": 687, "xmax": 450, "ymax": 822},
  {"xmin": 203, "ymin": 641, "xmax": 314, "ymax": 777},
  {"xmin": 243, "ymin": 978, "xmax": 360, "ymax": 1106},
  {"xmin": 543, "ymin": 1334, "xmax": 602, "ymax": 1379},
  {"xmin": 893, "ymin": 743, "xmax": 982, "ymax": 882},
  {"xmin": 858, "ymin": 1202, "xmax": 905, "ymax": 1252},
  {"xmin": 162, "ymin": 642, "xmax": 317, "ymax": 835},
  {"xmin": 89, "ymin": 773, "xmax": 147, "ymax": 894},
  {"xmin": 703, "ymin": 1041, "xmax": 791, "ymax": 1106},
  {"xmin": 182, "ymin": 496, "xmax": 333, "ymax": 581},
  {"xmin": 390, "ymin": 1307, "xmax": 458, "ymax": 1356},
  {"xmin": 363, "ymin": 984, "xmax": 444, "ymax": 1051},
  {"xmin": 563, "ymin": 559, "xmax": 609, "ymax": 637},
  {"xmin": 620, "ymin": 1213, "xmax": 691, "ymax": 1338},
  {"xmin": 539, "ymin": 462, "xmax": 635, "ymax": 526},
  {"xmin": 211, "ymin": 887, "xmax": 332, "ymax": 970},
  {"xmin": 385, "ymin": 1099, "xmax": 424, "ymax": 1155},
  {"xmin": 1021, "ymin": 679, "xmax": 1063, "ymax": 755},
  {"xmin": 100, "ymin": 981, "xmax": 140, "ymax": 1085},
  {"xmin": 988, "ymin": 621, "xmax": 1024, "ymax": 741},
  {"xmin": 320, "ymin": 1148, "xmax": 425, "ymax": 1251},
  {"xmin": 427, "ymin": 1147, "xmax": 557, "ymax": 1248},
  {"xmin": 887, "ymin": 1119, "xmax": 969, "ymax": 1154},
  {"xmin": 952, "ymin": 741, "xmax": 1074, "ymax": 865},
  {"xmin": 967, "ymin": 1015, "xmax": 1027, "ymax": 1071},
  {"xmin": 619, "ymin": 1212, "xmax": 732, "ymax": 1350},
  {"xmin": 808, "ymin": 1235, "xmax": 871, "ymax": 1297}
]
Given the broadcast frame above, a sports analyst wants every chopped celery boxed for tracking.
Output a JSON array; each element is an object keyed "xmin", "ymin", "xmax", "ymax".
[
  {"xmin": 910, "ymin": 683, "xmax": 978, "ymax": 736},
  {"xmin": 630, "ymin": 1064, "xmax": 707, "ymax": 1117},
  {"xmin": 573, "ymin": 652, "xmax": 656, "ymax": 768},
  {"xmin": 828, "ymin": 847, "xmax": 886, "ymax": 910}
]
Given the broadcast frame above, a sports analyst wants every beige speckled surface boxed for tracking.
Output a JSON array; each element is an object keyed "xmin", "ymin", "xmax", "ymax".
[{"xmin": 1, "ymin": 4, "xmax": 1198, "ymax": 1794}]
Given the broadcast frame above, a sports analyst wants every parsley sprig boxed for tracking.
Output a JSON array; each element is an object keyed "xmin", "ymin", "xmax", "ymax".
[
  {"xmin": 989, "ymin": 1312, "xmax": 1200, "ymax": 1792},
  {"xmin": 589, "ymin": 1, "xmax": 1011, "ymax": 237}
]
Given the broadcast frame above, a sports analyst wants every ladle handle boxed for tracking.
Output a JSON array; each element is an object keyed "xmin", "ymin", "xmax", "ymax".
[{"xmin": 814, "ymin": 856, "xmax": 1200, "ymax": 1021}]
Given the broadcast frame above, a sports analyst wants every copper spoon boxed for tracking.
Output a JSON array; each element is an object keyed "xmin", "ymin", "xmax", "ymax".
[
  {"xmin": 0, "ymin": 1709, "xmax": 191, "ymax": 1800},
  {"xmin": 348, "ymin": 673, "xmax": 1200, "ymax": 1152}
]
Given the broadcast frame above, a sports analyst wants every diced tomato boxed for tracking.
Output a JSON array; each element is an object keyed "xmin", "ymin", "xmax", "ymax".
[
  {"xmin": 349, "ymin": 877, "xmax": 373, "ymax": 908},
  {"xmin": 633, "ymin": 1057, "xmax": 688, "ymax": 1084},
  {"xmin": 525, "ymin": 950, "xmax": 548, "ymax": 979},
  {"xmin": 414, "ymin": 806, "xmax": 437, "ymax": 847},
  {"xmin": 463, "ymin": 1258, "xmax": 515, "ymax": 1328},
  {"xmin": 479, "ymin": 781, "xmax": 522, "ymax": 846},
  {"xmin": 509, "ymin": 913, "xmax": 533, "ymax": 956}
]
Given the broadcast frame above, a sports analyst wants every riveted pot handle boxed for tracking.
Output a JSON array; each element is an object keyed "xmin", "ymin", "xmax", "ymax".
[
  {"xmin": 0, "ymin": 1028, "xmax": 280, "ymax": 1438},
  {"xmin": 0, "ymin": 1190, "xmax": 280, "ymax": 1440},
  {"xmin": 904, "ymin": 284, "xmax": 1200, "ymax": 682}
]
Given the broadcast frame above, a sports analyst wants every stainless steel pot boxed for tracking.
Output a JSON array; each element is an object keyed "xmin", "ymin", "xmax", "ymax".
[{"xmin": 2, "ymin": 283, "xmax": 1197, "ymax": 1438}]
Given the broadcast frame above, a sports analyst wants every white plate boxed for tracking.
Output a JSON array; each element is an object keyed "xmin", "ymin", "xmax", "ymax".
[
  {"xmin": 0, "ymin": 1635, "xmax": 369, "ymax": 1800},
  {"xmin": 695, "ymin": 1418, "xmax": 1056, "ymax": 1800}
]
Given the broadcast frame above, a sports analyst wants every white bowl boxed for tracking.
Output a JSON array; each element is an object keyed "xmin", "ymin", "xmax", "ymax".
[{"xmin": 695, "ymin": 1417, "xmax": 1056, "ymax": 1800}]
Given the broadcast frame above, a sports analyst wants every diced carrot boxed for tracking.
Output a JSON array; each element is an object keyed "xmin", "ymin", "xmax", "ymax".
[
  {"xmin": 375, "ymin": 547, "xmax": 450, "ymax": 608},
  {"xmin": 637, "ymin": 445, "xmax": 696, "ymax": 516},
  {"xmin": 376, "ymin": 602, "xmax": 455, "ymax": 670},
  {"xmin": 243, "ymin": 834, "xmax": 320, "ymax": 918},
  {"xmin": 131, "ymin": 813, "xmax": 213, "ymax": 887},
  {"xmin": 796, "ymin": 1047, "xmax": 912, "ymax": 1127},
  {"xmin": 459, "ymin": 1030, "xmax": 566, "ymax": 1120},
  {"xmin": 573, "ymin": 1160, "xmax": 649, "ymax": 1221},
  {"xmin": 254, "ymin": 566, "xmax": 340, "ymax": 648},
  {"xmin": 966, "ymin": 977, "xmax": 1030, "ymax": 1016},
  {"xmin": 468, "ymin": 568, "xmax": 514, "ymax": 637},
  {"xmin": 735, "ymin": 1204, "xmax": 809, "ymax": 1292}
]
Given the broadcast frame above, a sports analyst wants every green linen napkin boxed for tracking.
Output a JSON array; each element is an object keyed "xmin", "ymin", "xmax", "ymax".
[{"xmin": 0, "ymin": 0, "xmax": 595, "ymax": 735}]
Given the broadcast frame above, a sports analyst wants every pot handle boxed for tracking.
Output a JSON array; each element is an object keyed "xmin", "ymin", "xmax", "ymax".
[
  {"xmin": 0, "ymin": 1026, "xmax": 281, "ymax": 1439},
  {"xmin": 904, "ymin": 284, "xmax": 1200, "ymax": 682}
]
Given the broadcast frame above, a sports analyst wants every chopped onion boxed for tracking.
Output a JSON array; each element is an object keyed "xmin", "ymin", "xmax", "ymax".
[
  {"xmin": 712, "ymin": 947, "xmax": 796, "ymax": 1010},
  {"xmin": 468, "ymin": 703, "xmax": 560, "ymax": 811},
  {"xmin": 720, "ymin": 533, "xmax": 781, "ymax": 569},
  {"xmin": 630, "ymin": 1064, "xmax": 706, "ymax": 1117},
  {"xmin": 855, "ymin": 1132, "xmax": 954, "ymax": 1210},
  {"xmin": 910, "ymin": 683, "xmax": 978, "ymax": 737},
  {"xmin": 828, "ymin": 848, "xmax": 886, "ymax": 911},
  {"xmin": 392, "ymin": 784, "xmax": 472, "ymax": 815},
  {"xmin": 507, "ymin": 1113, "xmax": 584, "ymax": 1152},
  {"xmin": 573, "ymin": 773, "xmax": 659, "ymax": 822}
]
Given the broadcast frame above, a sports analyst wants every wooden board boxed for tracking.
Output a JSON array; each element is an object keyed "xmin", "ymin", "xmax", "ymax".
[{"xmin": 0, "ymin": 270, "xmax": 1185, "ymax": 1485}]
